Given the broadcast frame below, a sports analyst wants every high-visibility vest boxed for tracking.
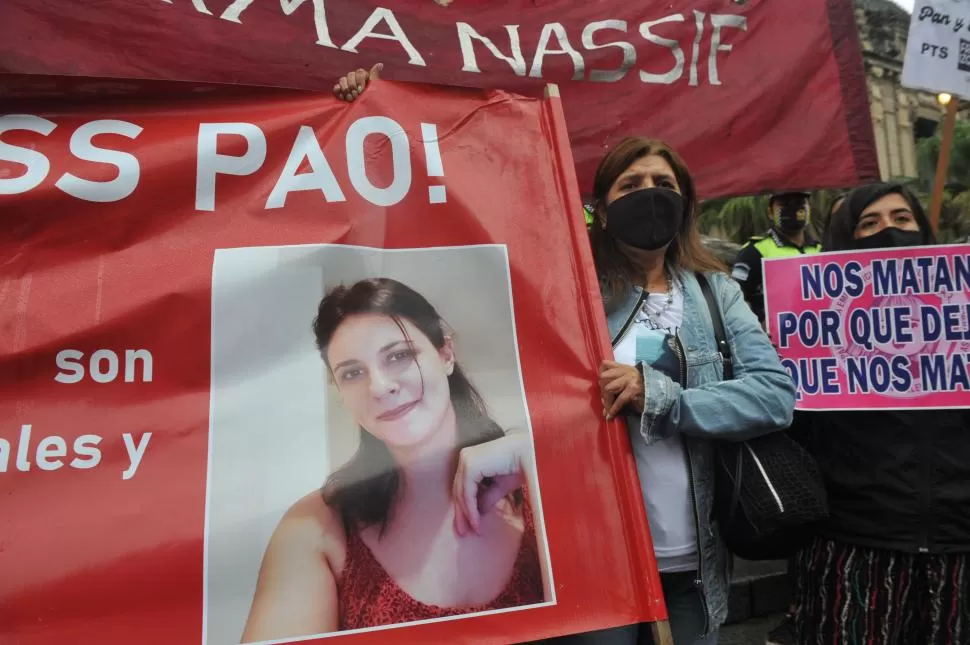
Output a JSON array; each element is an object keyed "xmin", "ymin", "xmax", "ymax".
[{"xmin": 747, "ymin": 232, "xmax": 821, "ymax": 259}]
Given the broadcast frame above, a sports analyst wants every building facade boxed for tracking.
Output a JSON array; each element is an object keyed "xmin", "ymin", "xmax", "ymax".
[{"xmin": 857, "ymin": 0, "xmax": 961, "ymax": 181}]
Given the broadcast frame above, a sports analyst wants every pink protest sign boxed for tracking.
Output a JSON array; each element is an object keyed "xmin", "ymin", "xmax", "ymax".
[{"xmin": 763, "ymin": 244, "xmax": 970, "ymax": 411}]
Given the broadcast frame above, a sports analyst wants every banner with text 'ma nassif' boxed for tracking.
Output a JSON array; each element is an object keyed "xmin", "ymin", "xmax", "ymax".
[{"xmin": 0, "ymin": 0, "xmax": 879, "ymax": 198}]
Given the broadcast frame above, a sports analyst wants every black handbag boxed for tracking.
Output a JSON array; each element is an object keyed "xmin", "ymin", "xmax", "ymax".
[{"xmin": 695, "ymin": 273, "xmax": 828, "ymax": 561}]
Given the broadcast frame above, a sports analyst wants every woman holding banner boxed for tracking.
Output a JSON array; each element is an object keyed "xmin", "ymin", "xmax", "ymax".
[
  {"xmin": 240, "ymin": 278, "xmax": 548, "ymax": 641},
  {"xmin": 578, "ymin": 137, "xmax": 796, "ymax": 645},
  {"xmin": 333, "ymin": 71, "xmax": 796, "ymax": 645},
  {"xmin": 789, "ymin": 183, "xmax": 970, "ymax": 645}
]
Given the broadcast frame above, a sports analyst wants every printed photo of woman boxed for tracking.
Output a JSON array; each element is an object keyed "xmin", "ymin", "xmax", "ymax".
[{"xmin": 239, "ymin": 277, "xmax": 549, "ymax": 642}]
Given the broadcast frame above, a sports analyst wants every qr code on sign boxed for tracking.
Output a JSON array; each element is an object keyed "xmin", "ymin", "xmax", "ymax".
[{"xmin": 960, "ymin": 39, "xmax": 970, "ymax": 72}]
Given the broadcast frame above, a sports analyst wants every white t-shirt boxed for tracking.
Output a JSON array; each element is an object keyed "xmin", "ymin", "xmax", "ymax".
[{"xmin": 612, "ymin": 280, "xmax": 698, "ymax": 573}]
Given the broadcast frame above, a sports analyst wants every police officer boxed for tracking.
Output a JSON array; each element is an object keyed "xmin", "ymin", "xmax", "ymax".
[{"xmin": 731, "ymin": 192, "xmax": 822, "ymax": 325}]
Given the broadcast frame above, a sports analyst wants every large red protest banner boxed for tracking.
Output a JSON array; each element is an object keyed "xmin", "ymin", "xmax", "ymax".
[
  {"xmin": 0, "ymin": 0, "xmax": 878, "ymax": 199},
  {"xmin": 764, "ymin": 246, "xmax": 970, "ymax": 411},
  {"xmin": 0, "ymin": 81, "xmax": 665, "ymax": 643}
]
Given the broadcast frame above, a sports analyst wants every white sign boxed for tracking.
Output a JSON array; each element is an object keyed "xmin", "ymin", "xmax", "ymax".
[{"xmin": 902, "ymin": 0, "xmax": 970, "ymax": 98}]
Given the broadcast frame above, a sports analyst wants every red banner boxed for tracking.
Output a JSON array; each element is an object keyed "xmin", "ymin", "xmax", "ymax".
[
  {"xmin": 0, "ymin": 0, "xmax": 878, "ymax": 198},
  {"xmin": 0, "ymin": 81, "xmax": 664, "ymax": 643}
]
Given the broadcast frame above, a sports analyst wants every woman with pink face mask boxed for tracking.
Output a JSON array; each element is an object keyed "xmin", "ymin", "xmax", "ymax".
[
  {"xmin": 790, "ymin": 182, "xmax": 970, "ymax": 645},
  {"xmin": 241, "ymin": 278, "xmax": 548, "ymax": 642}
]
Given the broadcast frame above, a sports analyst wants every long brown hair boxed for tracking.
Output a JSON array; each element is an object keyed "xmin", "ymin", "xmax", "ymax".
[
  {"xmin": 312, "ymin": 278, "xmax": 506, "ymax": 535},
  {"xmin": 589, "ymin": 137, "xmax": 725, "ymax": 307}
]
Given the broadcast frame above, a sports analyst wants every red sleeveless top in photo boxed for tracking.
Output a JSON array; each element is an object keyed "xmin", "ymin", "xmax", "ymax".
[{"xmin": 336, "ymin": 493, "xmax": 543, "ymax": 630}]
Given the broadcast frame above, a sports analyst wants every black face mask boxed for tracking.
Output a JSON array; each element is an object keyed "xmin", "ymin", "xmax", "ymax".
[
  {"xmin": 606, "ymin": 188, "xmax": 684, "ymax": 251},
  {"xmin": 853, "ymin": 226, "xmax": 924, "ymax": 250},
  {"xmin": 771, "ymin": 197, "xmax": 810, "ymax": 234}
]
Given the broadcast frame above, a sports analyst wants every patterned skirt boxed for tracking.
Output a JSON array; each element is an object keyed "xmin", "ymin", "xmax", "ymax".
[{"xmin": 792, "ymin": 536, "xmax": 969, "ymax": 645}]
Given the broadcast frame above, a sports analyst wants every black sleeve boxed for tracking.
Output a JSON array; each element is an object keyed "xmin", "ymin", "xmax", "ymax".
[
  {"xmin": 731, "ymin": 243, "xmax": 765, "ymax": 324},
  {"xmin": 787, "ymin": 409, "xmax": 814, "ymax": 449}
]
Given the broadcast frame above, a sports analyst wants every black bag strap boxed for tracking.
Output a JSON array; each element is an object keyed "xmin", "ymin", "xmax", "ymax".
[
  {"xmin": 696, "ymin": 272, "xmax": 744, "ymax": 523},
  {"xmin": 695, "ymin": 272, "xmax": 734, "ymax": 380}
]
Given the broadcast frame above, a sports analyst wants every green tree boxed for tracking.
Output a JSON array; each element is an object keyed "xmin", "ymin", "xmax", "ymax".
[
  {"xmin": 916, "ymin": 121, "xmax": 970, "ymax": 193},
  {"xmin": 936, "ymin": 189, "xmax": 970, "ymax": 242},
  {"xmin": 914, "ymin": 123, "xmax": 970, "ymax": 241},
  {"xmin": 699, "ymin": 191, "xmax": 846, "ymax": 244},
  {"xmin": 809, "ymin": 189, "xmax": 850, "ymax": 237},
  {"xmin": 698, "ymin": 196, "xmax": 769, "ymax": 243}
]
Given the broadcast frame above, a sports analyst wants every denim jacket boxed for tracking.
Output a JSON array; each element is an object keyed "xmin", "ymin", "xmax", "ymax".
[{"xmin": 605, "ymin": 269, "xmax": 795, "ymax": 633}]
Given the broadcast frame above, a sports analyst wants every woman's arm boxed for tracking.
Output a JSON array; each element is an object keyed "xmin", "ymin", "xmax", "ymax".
[
  {"xmin": 240, "ymin": 496, "xmax": 344, "ymax": 643},
  {"xmin": 453, "ymin": 432, "xmax": 552, "ymax": 602},
  {"xmin": 637, "ymin": 272, "xmax": 796, "ymax": 443}
]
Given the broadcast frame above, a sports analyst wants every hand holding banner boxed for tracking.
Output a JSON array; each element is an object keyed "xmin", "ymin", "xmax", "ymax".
[{"xmin": 0, "ymin": 79, "xmax": 664, "ymax": 644}]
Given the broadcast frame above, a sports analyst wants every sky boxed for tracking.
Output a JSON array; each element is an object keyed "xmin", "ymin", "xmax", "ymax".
[{"xmin": 890, "ymin": 0, "xmax": 915, "ymax": 10}]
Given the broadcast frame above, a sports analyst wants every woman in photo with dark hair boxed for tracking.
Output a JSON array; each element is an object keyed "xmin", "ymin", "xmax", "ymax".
[
  {"xmin": 241, "ymin": 278, "xmax": 548, "ymax": 642},
  {"xmin": 791, "ymin": 182, "xmax": 970, "ymax": 645}
]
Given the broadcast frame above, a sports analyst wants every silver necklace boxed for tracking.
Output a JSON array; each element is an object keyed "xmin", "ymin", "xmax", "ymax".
[{"xmin": 642, "ymin": 270, "xmax": 675, "ymax": 326}]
